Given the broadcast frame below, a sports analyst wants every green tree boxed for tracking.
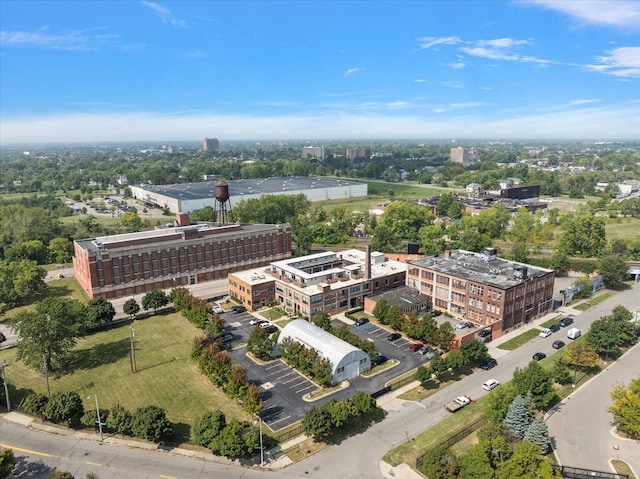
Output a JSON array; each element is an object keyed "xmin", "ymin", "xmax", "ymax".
[
  {"xmin": 48, "ymin": 237, "xmax": 74, "ymax": 263},
  {"xmin": 550, "ymin": 249, "xmax": 569, "ymax": 274},
  {"xmin": 0, "ymin": 259, "xmax": 47, "ymax": 308},
  {"xmin": 372, "ymin": 298, "xmax": 389, "ymax": 323},
  {"xmin": 211, "ymin": 419, "xmax": 256, "ymax": 457},
  {"xmin": 119, "ymin": 210, "xmax": 143, "ymax": 232},
  {"xmin": 552, "ymin": 359, "xmax": 573, "ymax": 385},
  {"xmin": 246, "ymin": 327, "xmax": 273, "ymax": 360},
  {"xmin": 418, "ymin": 224, "xmax": 446, "ymax": 256},
  {"xmin": 243, "ymin": 384, "xmax": 263, "ymax": 415},
  {"xmin": 378, "ymin": 200, "xmax": 434, "ymax": 242},
  {"xmin": 11, "ymin": 297, "xmax": 88, "ymax": 371},
  {"xmin": 0, "ymin": 449, "xmax": 15, "ymax": 479},
  {"xmin": 597, "ymin": 255, "xmax": 629, "ymax": 288},
  {"xmin": 510, "ymin": 243, "xmax": 529, "ymax": 264},
  {"xmin": 323, "ymin": 399, "xmax": 353, "ymax": 428},
  {"xmin": 503, "ymin": 395, "xmax": 531, "ymax": 439},
  {"xmin": 141, "ymin": 289, "xmax": 169, "ymax": 314},
  {"xmin": 421, "ymin": 444, "xmax": 460, "ymax": 479},
  {"xmin": 558, "ymin": 211, "xmax": 606, "ymax": 256},
  {"xmin": 512, "ymin": 361, "xmax": 556, "ymax": 408},
  {"xmin": 130, "ymin": 405, "xmax": 173, "ymax": 443},
  {"xmin": 458, "ymin": 443, "xmax": 498, "ymax": 479},
  {"xmin": 86, "ymin": 297, "xmax": 116, "ymax": 328},
  {"xmin": 523, "ymin": 417, "xmax": 551, "ymax": 454},
  {"xmin": 563, "ymin": 342, "xmax": 601, "ymax": 384},
  {"xmin": 44, "ymin": 391, "xmax": 84, "ymax": 427},
  {"xmin": 509, "ymin": 208, "xmax": 537, "ymax": 244},
  {"xmin": 225, "ymin": 365, "xmax": 249, "ymax": 399},
  {"xmin": 608, "ymin": 375, "xmax": 640, "ymax": 439},
  {"xmin": 191, "ymin": 410, "xmax": 227, "ymax": 448},
  {"xmin": 496, "ymin": 442, "xmax": 555, "ymax": 479},
  {"xmin": 23, "ymin": 393, "xmax": 49, "ymax": 420},
  {"xmin": 123, "ymin": 298, "xmax": 140, "ymax": 319},
  {"xmin": 484, "ymin": 383, "xmax": 517, "ymax": 423},
  {"xmin": 350, "ymin": 391, "xmax": 376, "ymax": 415},
  {"xmin": 302, "ymin": 406, "xmax": 332, "ymax": 441},
  {"xmin": 587, "ymin": 318, "xmax": 624, "ymax": 359},
  {"xmin": 105, "ymin": 404, "xmax": 132, "ymax": 434},
  {"xmin": 429, "ymin": 354, "xmax": 448, "ymax": 380},
  {"xmin": 80, "ymin": 408, "xmax": 109, "ymax": 430},
  {"xmin": 434, "ymin": 322, "xmax": 455, "ymax": 350},
  {"xmin": 444, "ymin": 349, "xmax": 466, "ymax": 370},
  {"xmin": 311, "ymin": 311, "xmax": 332, "ymax": 331},
  {"xmin": 460, "ymin": 340, "xmax": 490, "ymax": 366}
]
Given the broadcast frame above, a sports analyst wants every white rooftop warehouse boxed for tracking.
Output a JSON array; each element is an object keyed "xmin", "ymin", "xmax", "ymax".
[{"xmin": 278, "ymin": 319, "xmax": 370, "ymax": 383}]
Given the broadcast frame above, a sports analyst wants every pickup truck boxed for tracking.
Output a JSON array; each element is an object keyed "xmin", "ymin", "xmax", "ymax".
[{"xmin": 444, "ymin": 395, "xmax": 471, "ymax": 413}]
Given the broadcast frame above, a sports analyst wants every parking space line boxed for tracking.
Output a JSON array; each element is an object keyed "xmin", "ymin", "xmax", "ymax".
[{"xmin": 266, "ymin": 415, "xmax": 292, "ymax": 427}]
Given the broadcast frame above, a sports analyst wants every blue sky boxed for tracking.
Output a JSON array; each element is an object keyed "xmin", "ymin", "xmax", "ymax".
[{"xmin": 1, "ymin": 0, "xmax": 639, "ymax": 143}]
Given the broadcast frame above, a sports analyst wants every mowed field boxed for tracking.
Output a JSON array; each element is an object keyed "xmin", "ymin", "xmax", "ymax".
[
  {"xmin": 0, "ymin": 312, "xmax": 250, "ymax": 438},
  {"xmin": 605, "ymin": 217, "xmax": 640, "ymax": 242}
]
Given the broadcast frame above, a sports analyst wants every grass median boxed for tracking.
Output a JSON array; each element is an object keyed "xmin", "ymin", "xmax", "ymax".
[{"xmin": 497, "ymin": 328, "xmax": 541, "ymax": 350}]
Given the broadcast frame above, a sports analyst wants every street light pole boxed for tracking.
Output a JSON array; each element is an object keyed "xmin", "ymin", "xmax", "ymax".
[
  {"xmin": 130, "ymin": 325, "xmax": 137, "ymax": 373},
  {"xmin": 258, "ymin": 413, "xmax": 264, "ymax": 467},
  {"xmin": 42, "ymin": 352, "xmax": 51, "ymax": 398},
  {"xmin": 94, "ymin": 394, "xmax": 104, "ymax": 441}
]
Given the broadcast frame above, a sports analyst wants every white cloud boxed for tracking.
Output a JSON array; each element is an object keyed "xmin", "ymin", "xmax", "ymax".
[
  {"xmin": 344, "ymin": 67, "xmax": 363, "ymax": 77},
  {"xmin": 414, "ymin": 79, "xmax": 428, "ymax": 83},
  {"xmin": 417, "ymin": 36, "xmax": 461, "ymax": 49},
  {"xmin": 568, "ymin": 99, "xmax": 602, "ymax": 106},
  {"xmin": 141, "ymin": 1, "xmax": 187, "ymax": 28},
  {"xmin": 441, "ymin": 81, "xmax": 464, "ymax": 88},
  {"xmin": 448, "ymin": 61, "xmax": 467, "ymax": 69},
  {"xmin": 522, "ymin": 0, "xmax": 640, "ymax": 30},
  {"xmin": 0, "ymin": 28, "xmax": 119, "ymax": 50},
  {"xmin": 586, "ymin": 46, "xmax": 640, "ymax": 78},
  {"xmin": 2, "ymin": 104, "xmax": 639, "ymax": 142}
]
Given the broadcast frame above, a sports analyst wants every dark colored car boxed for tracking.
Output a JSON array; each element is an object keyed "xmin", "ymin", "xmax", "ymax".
[
  {"xmin": 263, "ymin": 325, "xmax": 278, "ymax": 334},
  {"xmin": 552, "ymin": 340, "xmax": 565, "ymax": 349},
  {"xmin": 231, "ymin": 305, "xmax": 246, "ymax": 314},
  {"xmin": 387, "ymin": 333, "xmax": 401, "ymax": 342},
  {"xmin": 549, "ymin": 323, "xmax": 561, "ymax": 333},
  {"xmin": 222, "ymin": 333, "xmax": 234, "ymax": 342},
  {"xmin": 532, "ymin": 352, "xmax": 547, "ymax": 361},
  {"xmin": 372, "ymin": 354, "xmax": 388, "ymax": 366},
  {"xmin": 477, "ymin": 329, "xmax": 492, "ymax": 342},
  {"xmin": 480, "ymin": 358, "xmax": 498, "ymax": 370},
  {"xmin": 409, "ymin": 343, "xmax": 424, "ymax": 352},
  {"xmin": 559, "ymin": 316, "xmax": 574, "ymax": 327},
  {"xmin": 355, "ymin": 317, "xmax": 369, "ymax": 327}
]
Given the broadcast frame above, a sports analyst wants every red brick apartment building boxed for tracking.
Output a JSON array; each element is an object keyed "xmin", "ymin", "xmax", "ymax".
[
  {"xmin": 73, "ymin": 217, "xmax": 291, "ymax": 300},
  {"xmin": 407, "ymin": 248, "xmax": 554, "ymax": 338},
  {"xmin": 228, "ymin": 248, "xmax": 407, "ymax": 315}
]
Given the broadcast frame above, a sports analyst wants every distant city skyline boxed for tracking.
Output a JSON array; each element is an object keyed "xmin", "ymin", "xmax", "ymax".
[{"xmin": 1, "ymin": 0, "xmax": 639, "ymax": 143}]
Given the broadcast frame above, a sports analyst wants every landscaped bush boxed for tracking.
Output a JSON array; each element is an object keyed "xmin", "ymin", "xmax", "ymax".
[
  {"xmin": 279, "ymin": 337, "xmax": 332, "ymax": 386},
  {"xmin": 191, "ymin": 410, "xmax": 267, "ymax": 457},
  {"xmin": 130, "ymin": 405, "xmax": 173, "ymax": 443}
]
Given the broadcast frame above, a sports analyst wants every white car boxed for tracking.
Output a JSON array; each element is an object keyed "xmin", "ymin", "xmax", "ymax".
[
  {"xmin": 539, "ymin": 328, "xmax": 552, "ymax": 338},
  {"xmin": 259, "ymin": 321, "xmax": 274, "ymax": 329},
  {"xmin": 482, "ymin": 379, "xmax": 500, "ymax": 391},
  {"xmin": 212, "ymin": 305, "xmax": 224, "ymax": 314},
  {"xmin": 250, "ymin": 318, "xmax": 266, "ymax": 326}
]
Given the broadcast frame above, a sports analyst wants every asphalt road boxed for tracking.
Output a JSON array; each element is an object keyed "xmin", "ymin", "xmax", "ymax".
[{"xmin": 2, "ymin": 282, "xmax": 639, "ymax": 479}]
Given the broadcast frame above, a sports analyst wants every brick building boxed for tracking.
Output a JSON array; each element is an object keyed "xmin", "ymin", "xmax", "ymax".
[
  {"xmin": 73, "ymin": 217, "xmax": 292, "ymax": 300},
  {"xmin": 228, "ymin": 248, "xmax": 407, "ymax": 315},
  {"xmin": 407, "ymin": 248, "xmax": 554, "ymax": 338}
]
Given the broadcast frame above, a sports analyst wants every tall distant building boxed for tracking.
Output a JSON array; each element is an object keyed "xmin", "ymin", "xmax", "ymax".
[
  {"xmin": 346, "ymin": 147, "xmax": 371, "ymax": 161},
  {"xmin": 203, "ymin": 137, "xmax": 220, "ymax": 152},
  {"xmin": 450, "ymin": 147, "xmax": 479, "ymax": 166},
  {"xmin": 302, "ymin": 146, "xmax": 325, "ymax": 160}
]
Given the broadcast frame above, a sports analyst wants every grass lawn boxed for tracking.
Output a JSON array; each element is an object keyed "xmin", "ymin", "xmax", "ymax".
[
  {"xmin": 497, "ymin": 328, "xmax": 542, "ymax": 350},
  {"xmin": 605, "ymin": 217, "xmax": 640, "ymax": 242},
  {"xmin": 612, "ymin": 460, "xmax": 637, "ymax": 479},
  {"xmin": 259, "ymin": 307, "xmax": 286, "ymax": 320},
  {"xmin": 397, "ymin": 367, "xmax": 474, "ymax": 402},
  {"xmin": 573, "ymin": 290, "xmax": 618, "ymax": 311},
  {"xmin": 0, "ymin": 312, "xmax": 250, "ymax": 439}
]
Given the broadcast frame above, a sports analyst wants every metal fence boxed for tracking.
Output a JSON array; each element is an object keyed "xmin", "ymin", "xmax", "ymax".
[
  {"xmin": 415, "ymin": 416, "xmax": 487, "ymax": 471},
  {"xmin": 552, "ymin": 465, "xmax": 628, "ymax": 479}
]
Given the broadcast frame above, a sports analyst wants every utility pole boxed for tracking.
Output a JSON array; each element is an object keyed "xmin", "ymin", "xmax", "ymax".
[
  {"xmin": 42, "ymin": 352, "xmax": 51, "ymax": 397},
  {"xmin": 130, "ymin": 324, "xmax": 137, "ymax": 373},
  {"xmin": 0, "ymin": 361, "xmax": 10, "ymax": 411},
  {"xmin": 94, "ymin": 394, "xmax": 104, "ymax": 441}
]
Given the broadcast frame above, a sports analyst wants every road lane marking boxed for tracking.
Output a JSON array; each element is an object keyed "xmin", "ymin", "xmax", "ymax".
[
  {"xmin": 0, "ymin": 443, "xmax": 56, "ymax": 458},
  {"xmin": 84, "ymin": 462, "xmax": 102, "ymax": 466},
  {"xmin": 160, "ymin": 475, "xmax": 177, "ymax": 479}
]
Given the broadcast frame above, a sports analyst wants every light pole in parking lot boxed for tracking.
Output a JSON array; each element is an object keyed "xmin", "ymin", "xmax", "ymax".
[{"xmin": 254, "ymin": 413, "xmax": 264, "ymax": 467}]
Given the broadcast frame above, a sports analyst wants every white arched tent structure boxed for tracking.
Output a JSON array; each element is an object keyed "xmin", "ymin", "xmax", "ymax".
[{"xmin": 278, "ymin": 319, "xmax": 371, "ymax": 383}]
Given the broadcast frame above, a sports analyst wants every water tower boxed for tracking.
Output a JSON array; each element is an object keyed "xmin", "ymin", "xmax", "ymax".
[{"xmin": 214, "ymin": 179, "xmax": 231, "ymax": 226}]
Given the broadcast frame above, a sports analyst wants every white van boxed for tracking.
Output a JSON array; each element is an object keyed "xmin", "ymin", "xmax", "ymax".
[{"xmin": 567, "ymin": 328, "xmax": 581, "ymax": 340}]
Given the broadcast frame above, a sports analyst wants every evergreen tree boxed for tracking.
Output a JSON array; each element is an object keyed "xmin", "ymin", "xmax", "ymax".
[
  {"xmin": 503, "ymin": 395, "xmax": 531, "ymax": 440},
  {"xmin": 523, "ymin": 417, "xmax": 551, "ymax": 454}
]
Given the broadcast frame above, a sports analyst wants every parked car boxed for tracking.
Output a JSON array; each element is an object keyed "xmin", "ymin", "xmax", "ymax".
[
  {"xmin": 552, "ymin": 340, "xmax": 565, "ymax": 349},
  {"xmin": 532, "ymin": 352, "xmax": 547, "ymax": 361},
  {"xmin": 222, "ymin": 333, "xmax": 234, "ymax": 342},
  {"xmin": 477, "ymin": 329, "xmax": 492, "ymax": 342},
  {"xmin": 232, "ymin": 305, "xmax": 246, "ymax": 314},
  {"xmin": 387, "ymin": 333, "xmax": 401, "ymax": 342},
  {"xmin": 259, "ymin": 322, "xmax": 274, "ymax": 329},
  {"xmin": 211, "ymin": 304, "xmax": 224, "ymax": 314},
  {"xmin": 539, "ymin": 328, "xmax": 552, "ymax": 338},
  {"xmin": 482, "ymin": 379, "xmax": 500, "ymax": 391},
  {"xmin": 372, "ymin": 354, "xmax": 388, "ymax": 366},
  {"xmin": 355, "ymin": 317, "xmax": 369, "ymax": 327},
  {"xmin": 559, "ymin": 316, "xmax": 574, "ymax": 327},
  {"xmin": 480, "ymin": 358, "xmax": 498, "ymax": 370},
  {"xmin": 417, "ymin": 346, "xmax": 433, "ymax": 356},
  {"xmin": 409, "ymin": 343, "xmax": 424, "ymax": 352},
  {"xmin": 549, "ymin": 323, "xmax": 561, "ymax": 333},
  {"xmin": 249, "ymin": 318, "xmax": 266, "ymax": 326},
  {"xmin": 263, "ymin": 325, "xmax": 278, "ymax": 334},
  {"xmin": 567, "ymin": 327, "xmax": 582, "ymax": 340},
  {"xmin": 456, "ymin": 321, "xmax": 473, "ymax": 329}
]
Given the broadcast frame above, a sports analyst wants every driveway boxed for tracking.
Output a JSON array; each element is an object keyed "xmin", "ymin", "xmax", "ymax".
[{"xmin": 547, "ymin": 342, "xmax": 640, "ymax": 475}]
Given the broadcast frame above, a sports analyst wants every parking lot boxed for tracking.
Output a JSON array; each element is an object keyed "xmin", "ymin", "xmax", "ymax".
[{"xmin": 217, "ymin": 310, "xmax": 441, "ymax": 431}]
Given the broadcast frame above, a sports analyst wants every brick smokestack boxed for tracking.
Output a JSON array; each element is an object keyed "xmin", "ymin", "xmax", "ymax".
[{"xmin": 365, "ymin": 243, "xmax": 371, "ymax": 280}]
